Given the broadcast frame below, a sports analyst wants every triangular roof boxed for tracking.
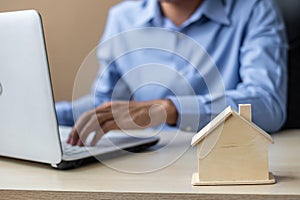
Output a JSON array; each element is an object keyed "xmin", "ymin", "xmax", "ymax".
[{"xmin": 191, "ymin": 106, "xmax": 274, "ymax": 146}]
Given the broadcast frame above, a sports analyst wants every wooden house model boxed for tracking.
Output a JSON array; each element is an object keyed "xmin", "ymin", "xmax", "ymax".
[{"xmin": 191, "ymin": 104, "xmax": 275, "ymax": 185}]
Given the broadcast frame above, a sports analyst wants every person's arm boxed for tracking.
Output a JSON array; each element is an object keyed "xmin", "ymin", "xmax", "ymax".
[{"xmin": 169, "ymin": 0, "xmax": 288, "ymax": 133}]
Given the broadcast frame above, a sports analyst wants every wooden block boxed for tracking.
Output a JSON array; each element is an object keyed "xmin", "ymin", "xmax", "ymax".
[
  {"xmin": 239, "ymin": 104, "xmax": 252, "ymax": 122},
  {"xmin": 191, "ymin": 105, "xmax": 274, "ymax": 186},
  {"xmin": 197, "ymin": 116, "xmax": 270, "ymax": 182},
  {"xmin": 191, "ymin": 172, "xmax": 276, "ymax": 186}
]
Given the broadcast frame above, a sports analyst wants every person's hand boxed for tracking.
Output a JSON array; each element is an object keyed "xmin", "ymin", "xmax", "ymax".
[{"xmin": 67, "ymin": 100, "xmax": 178, "ymax": 146}]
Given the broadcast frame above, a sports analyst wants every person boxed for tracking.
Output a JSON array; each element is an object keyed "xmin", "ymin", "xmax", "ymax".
[{"xmin": 56, "ymin": 0, "xmax": 288, "ymax": 146}]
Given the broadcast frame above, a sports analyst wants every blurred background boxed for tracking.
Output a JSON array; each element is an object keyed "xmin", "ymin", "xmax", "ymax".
[
  {"xmin": 1, "ymin": 0, "xmax": 300, "ymax": 128},
  {"xmin": 0, "ymin": 0, "xmax": 122, "ymax": 101}
]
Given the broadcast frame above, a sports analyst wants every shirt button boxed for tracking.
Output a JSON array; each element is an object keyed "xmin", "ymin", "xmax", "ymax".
[{"xmin": 185, "ymin": 126, "xmax": 192, "ymax": 132}]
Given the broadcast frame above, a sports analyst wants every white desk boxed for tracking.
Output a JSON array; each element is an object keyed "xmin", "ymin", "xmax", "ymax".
[{"xmin": 0, "ymin": 130, "xmax": 300, "ymax": 200}]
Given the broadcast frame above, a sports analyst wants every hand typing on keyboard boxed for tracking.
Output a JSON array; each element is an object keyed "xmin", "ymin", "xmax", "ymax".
[{"xmin": 67, "ymin": 100, "xmax": 177, "ymax": 146}]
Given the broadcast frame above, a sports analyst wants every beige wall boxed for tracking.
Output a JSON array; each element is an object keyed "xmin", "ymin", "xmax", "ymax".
[{"xmin": 0, "ymin": 0, "xmax": 122, "ymax": 101}]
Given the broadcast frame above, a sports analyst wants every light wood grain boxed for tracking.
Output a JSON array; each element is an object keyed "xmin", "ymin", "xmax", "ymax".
[
  {"xmin": 193, "ymin": 104, "xmax": 274, "ymax": 185},
  {"xmin": 239, "ymin": 104, "xmax": 252, "ymax": 122},
  {"xmin": 192, "ymin": 173, "xmax": 275, "ymax": 186},
  {"xmin": 0, "ymin": 130, "xmax": 300, "ymax": 199},
  {"xmin": 1, "ymin": 190, "xmax": 300, "ymax": 200},
  {"xmin": 197, "ymin": 115, "xmax": 270, "ymax": 183}
]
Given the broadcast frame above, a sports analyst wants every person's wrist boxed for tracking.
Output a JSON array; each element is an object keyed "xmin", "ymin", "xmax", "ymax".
[{"xmin": 161, "ymin": 99, "xmax": 178, "ymax": 125}]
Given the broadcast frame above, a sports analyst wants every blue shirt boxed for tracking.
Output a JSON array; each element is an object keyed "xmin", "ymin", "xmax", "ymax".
[{"xmin": 56, "ymin": 0, "xmax": 288, "ymax": 133}]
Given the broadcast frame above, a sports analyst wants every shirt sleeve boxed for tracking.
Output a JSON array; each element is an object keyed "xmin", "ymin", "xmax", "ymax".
[
  {"xmin": 169, "ymin": 0, "xmax": 288, "ymax": 133},
  {"xmin": 55, "ymin": 101, "xmax": 74, "ymax": 126},
  {"xmin": 55, "ymin": 95, "xmax": 97, "ymax": 126}
]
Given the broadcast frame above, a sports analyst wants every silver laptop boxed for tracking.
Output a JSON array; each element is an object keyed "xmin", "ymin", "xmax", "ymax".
[{"xmin": 0, "ymin": 10, "xmax": 159, "ymax": 169}]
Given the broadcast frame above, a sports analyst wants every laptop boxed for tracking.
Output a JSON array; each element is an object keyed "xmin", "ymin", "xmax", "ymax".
[{"xmin": 0, "ymin": 10, "xmax": 159, "ymax": 169}]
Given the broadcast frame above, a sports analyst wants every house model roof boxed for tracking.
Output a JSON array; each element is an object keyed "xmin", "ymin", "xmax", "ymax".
[{"xmin": 191, "ymin": 106, "xmax": 274, "ymax": 146}]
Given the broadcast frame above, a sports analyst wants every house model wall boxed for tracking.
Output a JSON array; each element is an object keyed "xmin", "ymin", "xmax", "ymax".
[{"xmin": 191, "ymin": 104, "xmax": 275, "ymax": 185}]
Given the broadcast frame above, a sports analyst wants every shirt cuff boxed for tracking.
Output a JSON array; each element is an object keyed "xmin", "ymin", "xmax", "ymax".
[
  {"xmin": 55, "ymin": 101, "xmax": 74, "ymax": 126},
  {"xmin": 167, "ymin": 95, "xmax": 208, "ymax": 132}
]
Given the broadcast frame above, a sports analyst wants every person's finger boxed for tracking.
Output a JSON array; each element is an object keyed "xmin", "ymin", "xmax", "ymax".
[
  {"xmin": 90, "ymin": 129, "xmax": 105, "ymax": 146},
  {"xmin": 74, "ymin": 110, "xmax": 95, "ymax": 134},
  {"xmin": 97, "ymin": 111, "xmax": 114, "ymax": 125},
  {"xmin": 67, "ymin": 110, "xmax": 94, "ymax": 145},
  {"xmin": 101, "ymin": 120, "xmax": 119, "ymax": 133},
  {"xmin": 76, "ymin": 114, "xmax": 100, "ymax": 146},
  {"xmin": 67, "ymin": 127, "xmax": 80, "ymax": 145}
]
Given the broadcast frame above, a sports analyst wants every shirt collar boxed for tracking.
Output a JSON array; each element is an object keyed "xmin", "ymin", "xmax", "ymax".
[
  {"xmin": 134, "ymin": 0, "xmax": 161, "ymax": 26},
  {"xmin": 134, "ymin": 0, "xmax": 230, "ymax": 27},
  {"xmin": 201, "ymin": 0, "xmax": 230, "ymax": 26}
]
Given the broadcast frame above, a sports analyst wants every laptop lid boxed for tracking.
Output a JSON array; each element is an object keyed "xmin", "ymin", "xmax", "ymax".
[
  {"xmin": 0, "ymin": 10, "xmax": 160, "ymax": 169},
  {"xmin": 0, "ymin": 10, "xmax": 62, "ymax": 164}
]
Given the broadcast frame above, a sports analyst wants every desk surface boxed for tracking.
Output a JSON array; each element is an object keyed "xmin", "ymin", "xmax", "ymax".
[{"xmin": 1, "ymin": 129, "xmax": 300, "ymax": 200}]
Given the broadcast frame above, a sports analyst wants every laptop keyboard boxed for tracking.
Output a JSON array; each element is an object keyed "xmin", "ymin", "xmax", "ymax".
[
  {"xmin": 59, "ymin": 127, "xmax": 95, "ymax": 156},
  {"xmin": 62, "ymin": 143, "xmax": 89, "ymax": 156},
  {"xmin": 58, "ymin": 126, "xmax": 158, "ymax": 158}
]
